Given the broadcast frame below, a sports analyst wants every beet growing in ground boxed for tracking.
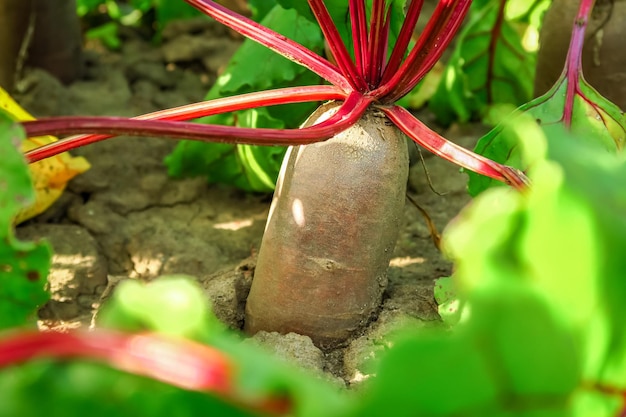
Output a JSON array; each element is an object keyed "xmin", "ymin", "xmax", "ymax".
[{"xmin": 15, "ymin": 18, "xmax": 477, "ymax": 384}]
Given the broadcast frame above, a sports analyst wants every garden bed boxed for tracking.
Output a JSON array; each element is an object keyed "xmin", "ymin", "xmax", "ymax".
[{"xmin": 15, "ymin": 17, "xmax": 480, "ymax": 385}]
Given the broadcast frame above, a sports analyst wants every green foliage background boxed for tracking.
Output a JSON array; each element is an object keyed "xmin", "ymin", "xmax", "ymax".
[
  {"xmin": 77, "ymin": 0, "xmax": 202, "ymax": 48},
  {"xmin": 429, "ymin": 0, "xmax": 550, "ymax": 125}
]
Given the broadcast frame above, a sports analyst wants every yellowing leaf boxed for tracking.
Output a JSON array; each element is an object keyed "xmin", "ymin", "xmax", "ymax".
[{"xmin": 0, "ymin": 87, "xmax": 90, "ymax": 224}]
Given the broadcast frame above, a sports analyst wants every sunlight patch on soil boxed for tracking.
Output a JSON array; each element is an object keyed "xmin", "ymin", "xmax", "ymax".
[
  {"xmin": 50, "ymin": 254, "xmax": 98, "ymax": 290},
  {"xmin": 131, "ymin": 254, "xmax": 164, "ymax": 277},
  {"xmin": 389, "ymin": 256, "xmax": 426, "ymax": 267},
  {"xmin": 213, "ymin": 218, "xmax": 254, "ymax": 231},
  {"xmin": 53, "ymin": 253, "xmax": 97, "ymax": 267}
]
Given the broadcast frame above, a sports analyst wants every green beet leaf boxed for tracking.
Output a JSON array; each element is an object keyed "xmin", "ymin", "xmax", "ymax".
[
  {"xmin": 165, "ymin": 1, "xmax": 412, "ymax": 193},
  {"xmin": 277, "ymin": 0, "xmax": 409, "ymax": 56},
  {"xmin": 0, "ymin": 110, "xmax": 50, "ymax": 330},
  {"xmin": 571, "ymin": 390, "xmax": 623, "ymax": 417},
  {"xmin": 468, "ymin": 67, "xmax": 626, "ymax": 196},
  {"xmin": 247, "ymin": 0, "xmax": 277, "ymax": 21},
  {"xmin": 216, "ymin": 6, "xmax": 324, "ymax": 95},
  {"xmin": 519, "ymin": 149, "xmax": 599, "ymax": 329},
  {"xmin": 468, "ymin": 0, "xmax": 626, "ymax": 197},
  {"xmin": 0, "ymin": 336, "xmax": 350, "ymax": 417},
  {"xmin": 469, "ymin": 284, "xmax": 581, "ymax": 398},
  {"xmin": 429, "ymin": 0, "xmax": 545, "ymax": 125},
  {"xmin": 275, "ymin": 0, "xmax": 315, "ymax": 21},
  {"xmin": 165, "ymin": 106, "xmax": 291, "ymax": 192},
  {"xmin": 444, "ymin": 122, "xmax": 626, "ymax": 413},
  {"xmin": 165, "ymin": 4, "xmax": 323, "ymax": 192},
  {"xmin": 547, "ymin": 137, "xmax": 626, "ymax": 389}
]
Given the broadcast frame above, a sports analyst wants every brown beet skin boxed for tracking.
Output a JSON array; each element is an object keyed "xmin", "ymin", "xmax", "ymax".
[{"xmin": 244, "ymin": 102, "xmax": 409, "ymax": 349}]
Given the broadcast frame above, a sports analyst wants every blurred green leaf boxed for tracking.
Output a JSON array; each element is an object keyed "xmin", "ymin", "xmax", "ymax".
[
  {"xmin": 355, "ymin": 282, "xmax": 579, "ymax": 417},
  {"xmin": 4, "ymin": 274, "xmax": 351, "ymax": 417},
  {"xmin": 0, "ymin": 111, "xmax": 50, "ymax": 330},
  {"xmin": 97, "ymin": 275, "xmax": 221, "ymax": 338},
  {"xmin": 0, "ymin": 360, "xmax": 257, "ymax": 417},
  {"xmin": 548, "ymin": 137, "xmax": 626, "ymax": 390},
  {"xmin": 353, "ymin": 329, "xmax": 499, "ymax": 417},
  {"xmin": 77, "ymin": 0, "xmax": 106, "ymax": 17},
  {"xmin": 275, "ymin": 0, "xmax": 315, "ymax": 21},
  {"xmin": 0, "ymin": 114, "xmax": 35, "ymax": 255},
  {"xmin": 572, "ymin": 390, "xmax": 622, "ymax": 417},
  {"xmin": 471, "ymin": 286, "xmax": 580, "ymax": 398},
  {"xmin": 433, "ymin": 276, "xmax": 463, "ymax": 326},
  {"xmin": 276, "ymin": 0, "xmax": 408, "ymax": 69},
  {"xmin": 442, "ymin": 122, "xmax": 626, "ymax": 415}
]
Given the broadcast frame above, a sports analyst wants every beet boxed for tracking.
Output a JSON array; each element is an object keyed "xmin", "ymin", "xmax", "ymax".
[{"xmin": 245, "ymin": 102, "xmax": 409, "ymax": 349}]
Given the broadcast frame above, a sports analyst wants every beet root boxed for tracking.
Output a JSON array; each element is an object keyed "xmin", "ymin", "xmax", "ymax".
[{"xmin": 244, "ymin": 102, "xmax": 409, "ymax": 349}]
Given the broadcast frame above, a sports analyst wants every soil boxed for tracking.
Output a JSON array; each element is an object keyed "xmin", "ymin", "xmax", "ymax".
[{"xmin": 14, "ymin": 17, "xmax": 483, "ymax": 386}]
